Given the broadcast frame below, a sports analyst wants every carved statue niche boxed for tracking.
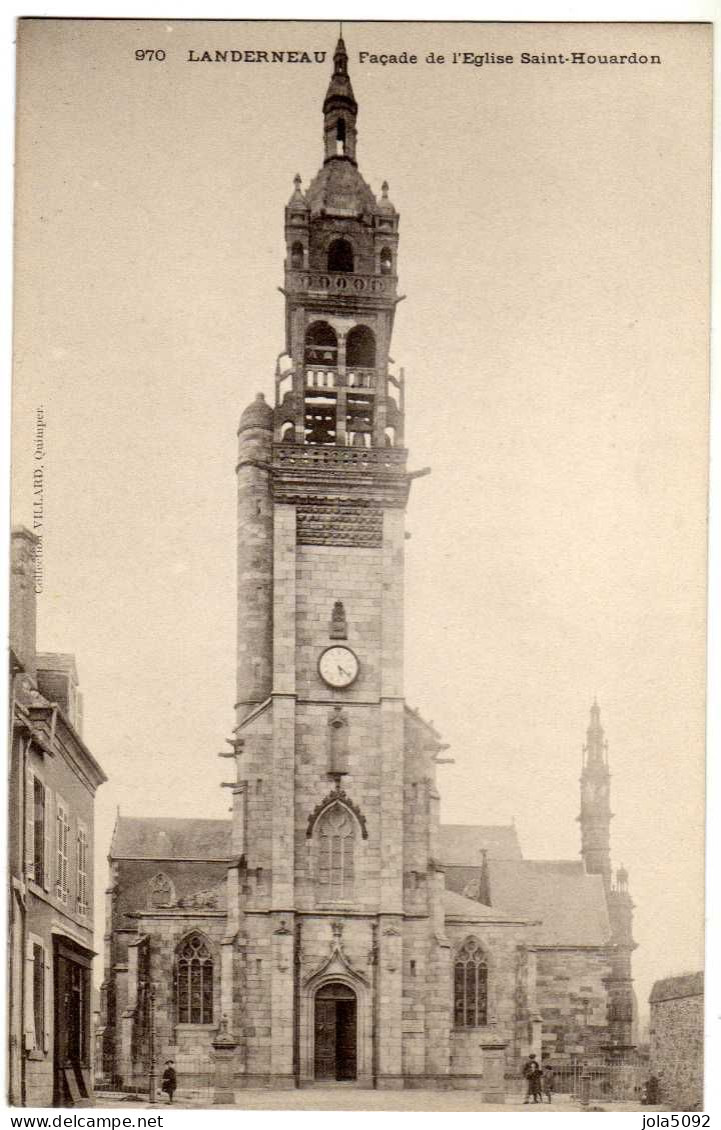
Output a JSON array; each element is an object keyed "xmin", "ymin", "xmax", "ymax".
[
  {"xmin": 148, "ymin": 872, "xmax": 175, "ymax": 909},
  {"xmin": 328, "ymin": 706, "xmax": 350, "ymax": 776},
  {"xmin": 329, "ymin": 600, "xmax": 348, "ymax": 640}
]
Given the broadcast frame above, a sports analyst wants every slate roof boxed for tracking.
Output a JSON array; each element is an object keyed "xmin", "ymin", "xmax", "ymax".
[
  {"xmin": 443, "ymin": 888, "xmax": 530, "ymax": 925},
  {"xmin": 438, "ymin": 823, "xmax": 523, "ymax": 864},
  {"xmin": 649, "ymin": 972, "xmax": 704, "ymax": 1003},
  {"xmin": 111, "ymin": 816, "xmax": 232, "ymax": 861},
  {"xmin": 483, "ymin": 859, "xmax": 611, "ymax": 947},
  {"xmin": 305, "ymin": 160, "xmax": 379, "ymax": 218}
]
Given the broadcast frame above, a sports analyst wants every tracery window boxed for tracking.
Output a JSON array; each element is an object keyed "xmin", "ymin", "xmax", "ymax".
[
  {"xmin": 453, "ymin": 937, "xmax": 488, "ymax": 1028},
  {"xmin": 175, "ymin": 934, "xmax": 214, "ymax": 1025},
  {"xmin": 316, "ymin": 803, "xmax": 355, "ymax": 899}
]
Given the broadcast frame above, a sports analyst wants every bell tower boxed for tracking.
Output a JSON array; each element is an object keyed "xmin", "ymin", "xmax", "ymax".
[
  {"xmin": 230, "ymin": 40, "xmax": 445, "ymax": 1090},
  {"xmin": 278, "ymin": 34, "xmax": 403, "ymax": 453},
  {"xmin": 577, "ymin": 702, "xmax": 636, "ymax": 1046}
]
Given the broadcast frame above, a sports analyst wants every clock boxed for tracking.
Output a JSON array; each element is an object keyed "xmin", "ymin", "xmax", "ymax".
[{"xmin": 318, "ymin": 646, "xmax": 360, "ymax": 689}]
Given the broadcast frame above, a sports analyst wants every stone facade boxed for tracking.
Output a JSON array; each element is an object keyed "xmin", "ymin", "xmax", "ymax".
[
  {"xmin": 100, "ymin": 39, "xmax": 636, "ymax": 1097},
  {"xmin": 649, "ymin": 972, "xmax": 704, "ymax": 1110}
]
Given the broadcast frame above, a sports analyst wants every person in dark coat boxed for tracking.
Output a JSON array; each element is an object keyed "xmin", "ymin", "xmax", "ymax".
[
  {"xmin": 522, "ymin": 1054, "xmax": 542, "ymax": 1103},
  {"xmin": 161, "ymin": 1061, "xmax": 177, "ymax": 1104},
  {"xmin": 542, "ymin": 1064, "xmax": 555, "ymax": 1103}
]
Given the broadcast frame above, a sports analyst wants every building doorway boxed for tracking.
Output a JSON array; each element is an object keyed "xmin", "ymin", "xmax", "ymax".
[
  {"xmin": 53, "ymin": 938, "xmax": 92, "ymax": 1105},
  {"xmin": 314, "ymin": 982, "xmax": 357, "ymax": 1081}
]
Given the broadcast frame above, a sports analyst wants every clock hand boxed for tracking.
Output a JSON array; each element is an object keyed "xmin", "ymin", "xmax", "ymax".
[{"xmin": 338, "ymin": 665, "xmax": 350, "ymax": 679}]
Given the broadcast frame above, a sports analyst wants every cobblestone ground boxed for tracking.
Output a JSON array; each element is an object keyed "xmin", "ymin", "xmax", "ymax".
[{"xmin": 95, "ymin": 1090, "xmax": 665, "ymax": 1113}]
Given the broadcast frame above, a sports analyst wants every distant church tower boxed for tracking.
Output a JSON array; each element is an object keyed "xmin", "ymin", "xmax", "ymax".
[
  {"xmin": 230, "ymin": 38, "xmax": 449, "ymax": 1088},
  {"xmin": 578, "ymin": 702, "xmax": 636, "ymax": 1046}
]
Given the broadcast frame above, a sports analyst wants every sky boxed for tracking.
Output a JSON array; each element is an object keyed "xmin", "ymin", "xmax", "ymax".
[{"xmin": 11, "ymin": 19, "xmax": 711, "ymax": 1016}]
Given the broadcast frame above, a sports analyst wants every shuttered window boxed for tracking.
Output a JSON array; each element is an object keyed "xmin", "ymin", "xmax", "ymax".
[
  {"xmin": 32, "ymin": 777, "xmax": 45, "ymax": 886},
  {"xmin": 77, "ymin": 823, "xmax": 89, "ymax": 917},
  {"xmin": 56, "ymin": 798, "xmax": 70, "ymax": 904},
  {"xmin": 32, "ymin": 944, "xmax": 44, "ymax": 1049}
]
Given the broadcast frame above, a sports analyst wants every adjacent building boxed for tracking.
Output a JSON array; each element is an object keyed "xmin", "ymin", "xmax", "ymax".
[
  {"xmin": 99, "ymin": 41, "xmax": 637, "ymax": 1096},
  {"xmin": 8, "ymin": 526, "xmax": 107, "ymax": 1106},
  {"xmin": 649, "ymin": 972, "xmax": 704, "ymax": 1111}
]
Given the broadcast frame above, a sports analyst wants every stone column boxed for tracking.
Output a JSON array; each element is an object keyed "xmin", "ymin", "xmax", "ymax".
[
  {"xmin": 376, "ymin": 920, "xmax": 403, "ymax": 1088},
  {"xmin": 211, "ymin": 1021, "xmax": 238, "ymax": 1105},
  {"xmin": 481, "ymin": 1041, "xmax": 508, "ymax": 1104},
  {"xmin": 336, "ymin": 332, "xmax": 348, "ymax": 444},
  {"xmin": 531, "ymin": 1015, "xmax": 543, "ymax": 1059},
  {"xmin": 270, "ymin": 917, "xmax": 295, "ymax": 1087}
]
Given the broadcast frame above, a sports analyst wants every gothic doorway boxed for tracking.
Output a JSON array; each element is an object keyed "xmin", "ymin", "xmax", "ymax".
[{"xmin": 313, "ymin": 982, "xmax": 357, "ymax": 1081}]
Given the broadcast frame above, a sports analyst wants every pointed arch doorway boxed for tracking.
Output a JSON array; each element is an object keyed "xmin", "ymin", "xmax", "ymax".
[{"xmin": 313, "ymin": 982, "xmax": 357, "ymax": 1081}]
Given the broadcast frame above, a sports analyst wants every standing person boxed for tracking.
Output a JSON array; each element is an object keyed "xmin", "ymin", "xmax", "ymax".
[
  {"xmin": 522, "ymin": 1053, "xmax": 542, "ymax": 1104},
  {"xmin": 161, "ymin": 1060, "xmax": 177, "ymax": 1104},
  {"xmin": 542, "ymin": 1063, "xmax": 555, "ymax": 1103}
]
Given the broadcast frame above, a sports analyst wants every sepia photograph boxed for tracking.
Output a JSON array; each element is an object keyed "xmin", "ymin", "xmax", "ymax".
[{"xmin": 8, "ymin": 18, "xmax": 711, "ymax": 1113}]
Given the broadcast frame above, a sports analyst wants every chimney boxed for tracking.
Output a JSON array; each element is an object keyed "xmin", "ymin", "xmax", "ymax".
[
  {"xmin": 36, "ymin": 653, "xmax": 82, "ymax": 735},
  {"xmin": 9, "ymin": 526, "xmax": 39, "ymax": 678}
]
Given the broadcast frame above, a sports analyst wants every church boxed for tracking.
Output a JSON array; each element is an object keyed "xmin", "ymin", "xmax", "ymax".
[{"xmin": 99, "ymin": 39, "xmax": 635, "ymax": 1095}]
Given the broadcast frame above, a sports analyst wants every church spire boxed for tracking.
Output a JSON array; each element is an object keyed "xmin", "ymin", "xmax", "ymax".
[
  {"xmin": 578, "ymin": 700, "xmax": 612, "ymax": 887},
  {"xmin": 323, "ymin": 35, "xmax": 358, "ymax": 164}
]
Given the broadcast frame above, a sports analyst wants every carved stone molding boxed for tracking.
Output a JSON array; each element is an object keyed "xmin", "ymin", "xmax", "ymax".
[
  {"xmin": 297, "ymin": 503, "xmax": 382, "ymax": 547},
  {"xmin": 306, "ymin": 784, "xmax": 369, "ymax": 840}
]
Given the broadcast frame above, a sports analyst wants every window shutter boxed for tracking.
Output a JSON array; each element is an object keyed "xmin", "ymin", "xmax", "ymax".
[
  {"xmin": 23, "ymin": 938, "xmax": 35, "ymax": 1051},
  {"xmin": 25, "ymin": 767, "xmax": 35, "ymax": 881},
  {"xmin": 43, "ymin": 786, "xmax": 53, "ymax": 892},
  {"xmin": 43, "ymin": 946, "xmax": 51, "ymax": 1053}
]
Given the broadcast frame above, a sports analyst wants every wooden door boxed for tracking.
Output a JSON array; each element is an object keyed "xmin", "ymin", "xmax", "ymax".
[
  {"xmin": 314, "ymin": 998, "xmax": 337, "ymax": 1079},
  {"xmin": 335, "ymin": 999, "xmax": 357, "ymax": 1080}
]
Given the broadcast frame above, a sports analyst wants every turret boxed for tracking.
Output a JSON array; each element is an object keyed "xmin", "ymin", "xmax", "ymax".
[
  {"xmin": 578, "ymin": 699, "xmax": 612, "ymax": 887},
  {"xmin": 323, "ymin": 37, "xmax": 358, "ymax": 164},
  {"xmin": 235, "ymin": 393, "xmax": 273, "ymax": 723}
]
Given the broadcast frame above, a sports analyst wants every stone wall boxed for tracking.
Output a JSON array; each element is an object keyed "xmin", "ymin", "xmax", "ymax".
[
  {"xmin": 650, "ymin": 973, "xmax": 704, "ymax": 1110},
  {"xmin": 535, "ymin": 948, "xmax": 612, "ymax": 1062}
]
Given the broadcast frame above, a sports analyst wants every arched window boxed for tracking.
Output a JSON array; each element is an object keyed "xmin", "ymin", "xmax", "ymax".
[
  {"xmin": 175, "ymin": 934, "xmax": 214, "ymax": 1025},
  {"xmin": 316, "ymin": 803, "xmax": 355, "ymax": 899},
  {"xmin": 346, "ymin": 325, "xmax": 376, "ymax": 369},
  {"xmin": 327, "ymin": 239, "xmax": 354, "ymax": 274},
  {"xmin": 380, "ymin": 247, "xmax": 393, "ymax": 275},
  {"xmin": 453, "ymin": 938, "xmax": 488, "ymax": 1028},
  {"xmin": 290, "ymin": 241, "xmax": 304, "ymax": 269},
  {"xmin": 305, "ymin": 321, "xmax": 338, "ymax": 366}
]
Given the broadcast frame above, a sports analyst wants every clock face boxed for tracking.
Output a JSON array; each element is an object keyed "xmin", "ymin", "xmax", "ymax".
[{"xmin": 318, "ymin": 646, "xmax": 360, "ymax": 689}]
